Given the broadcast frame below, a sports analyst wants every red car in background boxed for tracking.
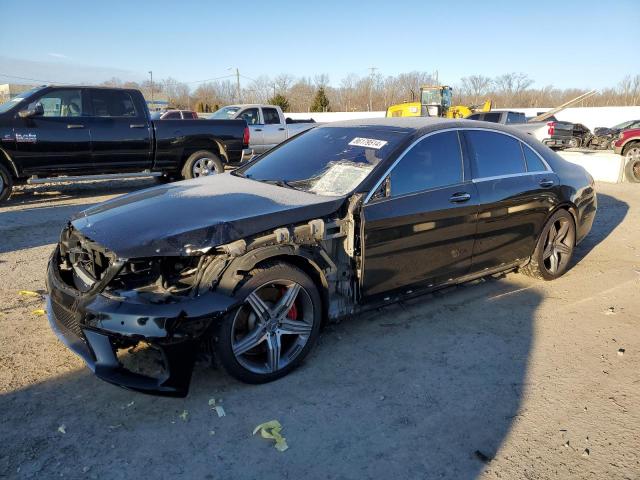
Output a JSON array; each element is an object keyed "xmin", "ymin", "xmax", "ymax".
[{"xmin": 613, "ymin": 128, "xmax": 640, "ymax": 182}]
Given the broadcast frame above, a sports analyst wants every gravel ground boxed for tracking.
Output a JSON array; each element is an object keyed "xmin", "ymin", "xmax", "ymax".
[{"xmin": 0, "ymin": 179, "xmax": 638, "ymax": 479}]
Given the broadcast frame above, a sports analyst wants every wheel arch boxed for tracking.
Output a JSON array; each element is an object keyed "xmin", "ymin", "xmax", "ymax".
[
  {"xmin": 549, "ymin": 202, "xmax": 578, "ymax": 229},
  {"xmin": 621, "ymin": 139, "xmax": 640, "ymax": 155},
  {"xmin": 0, "ymin": 148, "xmax": 19, "ymax": 178},
  {"xmin": 180, "ymin": 138, "xmax": 228, "ymax": 168},
  {"xmin": 219, "ymin": 246, "xmax": 332, "ymax": 323}
]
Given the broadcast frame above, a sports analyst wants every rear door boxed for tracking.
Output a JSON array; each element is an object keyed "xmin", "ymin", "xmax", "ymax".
[
  {"xmin": 85, "ymin": 89, "xmax": 152, "ymax": 171},
  {"xmin": 361, "ymin": 130, "xmax": 479, "ymax": 297},
  {"xmin": 237, "ymin": 107, "xmax": 264, "ymax": 152},
  {"xmin": 261, "ymin": 107, "xmax": 287, "ymax": 149},
  {"xmin": 462, "ymin": 129, "xmax": 559, "ymax": 272},
  {"xmin": 13, "ymin": 88, "xmax": 93, "ymax": 174}
]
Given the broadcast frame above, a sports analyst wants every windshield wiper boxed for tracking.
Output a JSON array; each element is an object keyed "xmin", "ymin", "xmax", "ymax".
[{"xmin": 261, "ymin": 179, "xmax": 300, "ymax": 190}]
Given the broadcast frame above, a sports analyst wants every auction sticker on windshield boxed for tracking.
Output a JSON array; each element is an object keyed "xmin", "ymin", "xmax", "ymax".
[{"xmin": 348, "ymin": 137, "xmax": 388, "ymax": 149}]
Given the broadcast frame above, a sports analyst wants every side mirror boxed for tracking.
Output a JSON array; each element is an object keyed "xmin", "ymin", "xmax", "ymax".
[
  {"xmin": 18, "ymin": 103, "xmax": 44, "ymax": 118},
  {"xmin": 370, "ymin": 177, "xmax": 391, "ymax": 201}
]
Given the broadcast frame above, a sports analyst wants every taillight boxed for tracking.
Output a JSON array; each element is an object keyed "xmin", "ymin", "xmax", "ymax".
[
  {"xmin": 547, "ymin": 122, "xmax": 556, "ymax": 136},
  {"xmin": 243, "ymin": 126, "xmax": 250, "ymax": 147}
]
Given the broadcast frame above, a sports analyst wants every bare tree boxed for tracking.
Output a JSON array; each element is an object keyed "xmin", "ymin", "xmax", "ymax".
[{"xmin": 460, "ymin": 75, "xmax": 492, "ymax": 104}]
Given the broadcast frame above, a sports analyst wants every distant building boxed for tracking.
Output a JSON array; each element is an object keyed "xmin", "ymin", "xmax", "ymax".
[
  {"xmin": 0, "ymin": 83, "xmax": 38, "ymax": 103},
  {"xmin": 147, "ymin": 98, "xmax": 170, "ymax": 112}
]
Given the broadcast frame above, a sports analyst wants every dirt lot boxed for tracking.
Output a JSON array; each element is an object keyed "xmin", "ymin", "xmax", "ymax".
[{"xmin": 0, "ymin": 180, "xmax": 638, "ymax": 479}]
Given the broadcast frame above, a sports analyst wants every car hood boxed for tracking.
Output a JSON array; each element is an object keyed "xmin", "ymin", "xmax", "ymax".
[{"xmin": 71, "ymin": 174, "xmax": 344, "ymax": 258}]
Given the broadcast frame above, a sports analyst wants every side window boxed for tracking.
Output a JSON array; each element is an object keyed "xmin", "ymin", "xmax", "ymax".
[
  {"xmin": 467, "ymin": 113, "xmax": 482, "ymax": 120},
  {"xmin": 163, "ymin": 111, "xmax": 181, "ymax": 119},
  {"xmin": 522, "ymin": 143, "xmax": 547, "ymax": 172},
  {"xmin": 389, "ymin": 131, "xmax": 463, "ymax": 197},
  {"xmin": 263, "ymin": 108, "xmax": 281, "ymax": 125},
  {"xmin": 465, "ymin": 130, "xmax": 526, "ymax": 179},
  {"xmin": 33, "ymin": 89, "xmax": 82, "ymax": 117},
  {"xmin": 89, "ymin": 90, "xmax": 138, "ymax": 117},
  {"xmin": 482, "ymin": 112, "xmax": 501, "ymax": 123},
  {"xmin": 506, "ymin": 112, "xmax": 524, "ymax": 124},
  {"xmin": 239, "ymin": 108, "xmax": 260, "ymax": 125}
]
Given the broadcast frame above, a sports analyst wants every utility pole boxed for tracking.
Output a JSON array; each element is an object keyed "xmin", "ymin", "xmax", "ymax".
[
  {"xmin": 368, "ymin": 66, "xmax": 377, "ymax": 112},
  {"xmin": 229, "ymin": 67, "xmax": 241, "ymax": 103},
  {"xmin": 148, "ymin": 70, "xmax": 154, "ymax": 110}
]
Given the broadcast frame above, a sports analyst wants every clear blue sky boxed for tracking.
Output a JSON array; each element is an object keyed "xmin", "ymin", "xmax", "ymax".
[{"xmin": 1, "ymin": 0, "xmax": 638, "ymax": 89}]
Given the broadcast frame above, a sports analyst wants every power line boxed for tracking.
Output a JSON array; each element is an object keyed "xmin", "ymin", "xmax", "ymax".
[{"xmin": 0, "ymin": 72, "xmax": 66, "ymax": 84}]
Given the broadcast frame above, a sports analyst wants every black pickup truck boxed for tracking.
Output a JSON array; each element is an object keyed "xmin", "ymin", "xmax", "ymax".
[{"xmin": 0, "ymin": 86, "xmax": 250, "ymax": 202}]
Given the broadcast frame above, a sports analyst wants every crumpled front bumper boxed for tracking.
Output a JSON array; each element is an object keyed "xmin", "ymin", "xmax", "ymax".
[{"xmin": 46, "ymin": 248, "xmax": 237, "ymax": 397}]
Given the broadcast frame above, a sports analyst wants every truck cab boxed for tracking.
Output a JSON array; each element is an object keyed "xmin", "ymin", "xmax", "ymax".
[{"xmin": 210, "ymin": 104, "xmax": 315, "ymax": 155}]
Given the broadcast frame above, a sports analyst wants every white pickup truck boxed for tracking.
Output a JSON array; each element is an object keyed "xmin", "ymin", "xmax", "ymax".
[{"xmin": 210, "ymin": 104, "xmax": 316, "ymax": 158}]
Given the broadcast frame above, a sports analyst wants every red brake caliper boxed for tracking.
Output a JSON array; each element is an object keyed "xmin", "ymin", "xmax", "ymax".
[{"xmin": 280, "ymin": 287, "xmax": 298, "ymax": 320}]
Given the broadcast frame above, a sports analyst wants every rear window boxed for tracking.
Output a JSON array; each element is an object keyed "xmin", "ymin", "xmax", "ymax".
[
  {"xmin": 90, "ymin": 90, "xmax": 137, "ymax": 117},
  {"xmin": 465, "ymin": 130, "xmax": 526, "ymax": 178},
  {"xmin": 522, "ymin": 143, "xmax": 547, "ymax": 172}
]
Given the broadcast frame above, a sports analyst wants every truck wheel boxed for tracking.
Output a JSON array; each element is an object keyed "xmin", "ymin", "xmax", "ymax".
[
  {"xmin": 624, "ymin": 143, "xmax": 640, "ymax": 182},
  {"xmin": 181, "ymin": 150, "xmax": 224, "ymax": 179},
  {"xmin": 568, "ymin": 137, "xmax": 581, "ymax": 149},
  {"xmin": 0, "ymin": 163, "xmax": 14, "ymax": 203}
]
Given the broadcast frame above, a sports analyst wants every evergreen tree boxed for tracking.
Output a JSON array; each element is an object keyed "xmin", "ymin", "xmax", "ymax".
[
  {"xmin": 268, "ymin": 93, "xmax": 290, "ymax": 112},
  {"xmin": 310, "ymin": 87, "xmax": 330, "ymax": 112}
]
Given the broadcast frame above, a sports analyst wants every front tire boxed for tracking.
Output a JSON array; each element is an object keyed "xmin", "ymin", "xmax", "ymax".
[
  {"xmin": 521, "ymin": 209, "xmax": 576, "ymax": 281},
  {"xmin": 181, "ymin": 150, "xmax": 224, "ymax": 180},
  {"xmin": 215, "ymin": 262, "xmax": 322, "ymax": 384},
  {"xmin": 0, "ymin": 163, "xmax": 14, "ymax": 203},
  {"xmin": 623, "ymin": 143, "xmax": 640, "ymax": 183}
]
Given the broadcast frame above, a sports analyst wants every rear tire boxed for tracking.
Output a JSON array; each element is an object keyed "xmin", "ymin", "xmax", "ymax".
[
  {"xmin": 181, "ymin": 150, "xmax": 224, "ymax": 180},
  {"xmin": 568, "ymin": 137, "xmax": 581, "ymax": 148},
  {"xmin": 214, "ymin": 261, "xmax": 322, "ymax": 384},
  {"xmin": 0, "ymin": 163, "xmax": 14, "ymax": 203},
  {"xmin": 521, "ymin": 209, "xmax": 576, "ymax": 281},
  {"xmin": 623, "ymin": 143, "xmax": 640, "ymax": 183}
]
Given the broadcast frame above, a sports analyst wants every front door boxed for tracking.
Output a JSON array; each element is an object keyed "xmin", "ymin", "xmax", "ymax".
[
  {"xmin": 237, "ymin": 108, "xmax": 264, "ymax": 153},
  {"xmin": 361, "ymin": 130, "xmax": 479, "ymax": 298},
  {"xmin": 85, "ymin": 89, "xmax": 152, "ymax": 172},
  {"xmin": 13, "ymin": 88, "xmax": 92, "ymax": 174},
  {"xmin": 261, "ymin": 107, "xmax": 287, "ymax": 150}
]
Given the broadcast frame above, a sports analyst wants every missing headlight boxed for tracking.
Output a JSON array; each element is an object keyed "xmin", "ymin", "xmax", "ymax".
[{"xmin": 108, "ymin": 256, "xmax": 204, "ymax": 297}]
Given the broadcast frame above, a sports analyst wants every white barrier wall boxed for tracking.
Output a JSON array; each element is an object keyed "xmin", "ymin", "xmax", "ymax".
[
  {"xmin": 557, "ymin": 151, "xmax": 625, "ymax": 183},
  {"xmin": 286, "ymin": 106, "xmax": 640, "ymax": 131}
]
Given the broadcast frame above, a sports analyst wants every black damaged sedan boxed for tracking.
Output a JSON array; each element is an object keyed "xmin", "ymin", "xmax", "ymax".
[{"xmin": 46, "ymin": 118, "xmax": 597, "ymax": 396}]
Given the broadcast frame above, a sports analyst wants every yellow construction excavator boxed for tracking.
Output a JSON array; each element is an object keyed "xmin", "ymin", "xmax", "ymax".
[{"xmin": 386, "ymin": 85, "xmax": 492, "ymax": 119}]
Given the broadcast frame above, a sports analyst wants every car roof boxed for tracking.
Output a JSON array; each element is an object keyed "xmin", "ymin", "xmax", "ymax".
[{"xmin": 318, "ymin": 116, "xmax": 544, "ymax": 144}]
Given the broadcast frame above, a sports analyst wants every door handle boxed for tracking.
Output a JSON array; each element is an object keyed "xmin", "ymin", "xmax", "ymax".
[
  {"xmin": 254, "ymin": 128, "xmax": 262, "ymax": 132},
  {"xmin": 539, "ymin": 179, "xmax": 555, "ymax": 188},
  {"xmin": 130, "ymin": 124, "xmax": 146, "ymax": 128},
  {"xmin": 67, "ymin": 124, "xmax": 85, "ymax": 129},
  {"xmin": 278, "ymin": 127, "xmax": 285, "ymax": 131},
  {"xmin": 449, "ymin": 192, "xmax": 471, "ymax": 203}
]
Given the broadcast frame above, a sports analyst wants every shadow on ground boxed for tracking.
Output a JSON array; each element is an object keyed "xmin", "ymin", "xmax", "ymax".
[
  {"xmin": 0, "ymin": 190, "xmax": 629, "ymax": 479},
  {"xmin": 573, "ymin": 192, "xmax": 629, "ymax": 264},
  {"xmin": 0, "ymin": 179, "xmax": 155, "ymax": 253},
  {"xmin": 3, "ymin": 278, "xmax": 537, "ymax": 479}
]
